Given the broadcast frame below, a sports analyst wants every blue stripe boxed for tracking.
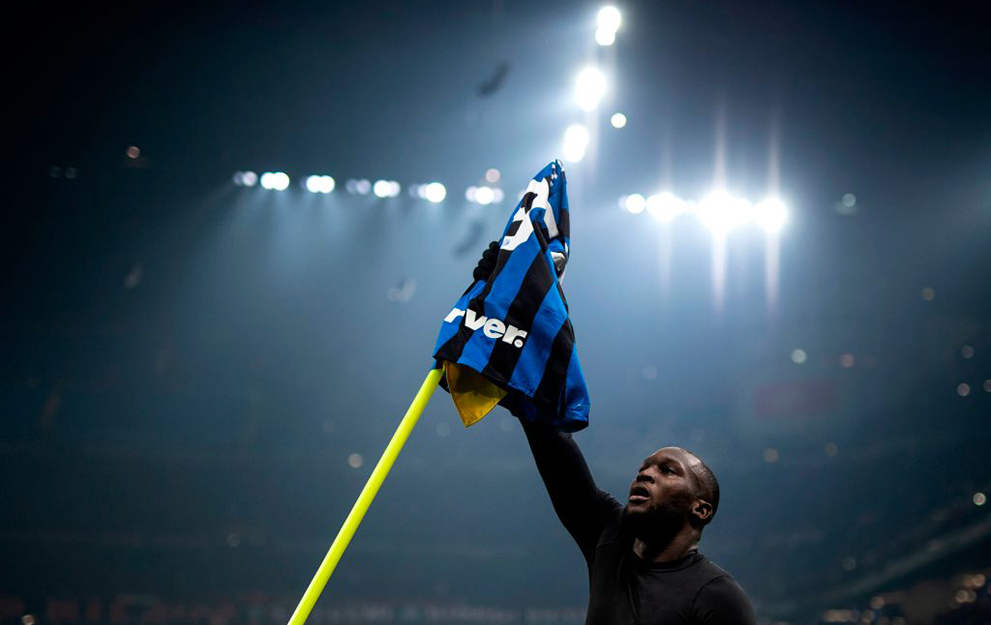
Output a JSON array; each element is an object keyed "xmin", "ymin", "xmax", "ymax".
[
  {"xmin": 432, "ymin": 280, "xmax": 486, "ymax": 355},
  {"xmin": 508, "ymin": 278, "xmax": 568, "ymax": 394},
  {"xmin": 456, "ymin": 239, "xmax": 540, "ymax": 368},
  {"xmin": 562, "ymin": 343, "xmax": 590, "ymax": 425}
]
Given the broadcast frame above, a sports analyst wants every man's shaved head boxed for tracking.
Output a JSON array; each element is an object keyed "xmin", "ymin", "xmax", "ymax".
[
  {"xmin": 626, "ymin": 446, "xmax": 721, "ymax": 532},
  {"xmin": 681, "ymin": 449, "xmax": 720, "ymax": 526}
]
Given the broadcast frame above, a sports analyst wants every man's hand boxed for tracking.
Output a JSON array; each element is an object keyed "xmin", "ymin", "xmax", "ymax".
[{"xmin": 473, "ymin": 240, "xmax": 499, "ymax": 282}]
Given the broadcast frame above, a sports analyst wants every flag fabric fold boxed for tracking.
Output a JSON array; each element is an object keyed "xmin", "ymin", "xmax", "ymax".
[{"xmin": 433, "ymin": 160, "xmax": 590, "ymax": 432}]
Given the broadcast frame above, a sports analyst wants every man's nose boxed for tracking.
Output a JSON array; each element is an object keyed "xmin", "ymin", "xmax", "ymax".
[{"xmin": 636, "ymin": 471, "xmax": 654, "ymax": 484}]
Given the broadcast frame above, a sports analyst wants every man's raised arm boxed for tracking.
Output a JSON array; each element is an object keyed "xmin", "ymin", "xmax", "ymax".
[
  {"xmin": 521, "ymin": 420, "xmax": 620, "ymax": 561},
  {"xmin": 466, "ymin": 240, "xmax": 615, "ymax": 556}
]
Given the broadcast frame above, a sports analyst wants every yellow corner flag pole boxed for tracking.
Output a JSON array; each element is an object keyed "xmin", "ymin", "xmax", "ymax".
[{"xmin": 287, "ymin": 367, "xmax": 444, "ymax": 625}]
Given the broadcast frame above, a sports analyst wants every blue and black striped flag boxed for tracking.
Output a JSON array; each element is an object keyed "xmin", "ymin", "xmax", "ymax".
[{"xmin": 433, "ymin": 160, "xmax": 590, "ymax": 432}]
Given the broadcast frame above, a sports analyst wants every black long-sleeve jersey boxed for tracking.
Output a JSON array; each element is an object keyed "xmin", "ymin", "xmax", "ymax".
[{"xmin": 522, "ymin": 421, "xmax": 756, "ymax": 625}]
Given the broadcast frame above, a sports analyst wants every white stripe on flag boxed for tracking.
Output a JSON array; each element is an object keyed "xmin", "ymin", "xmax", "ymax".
[{"xmin": 523, "ymin": 178, "xmax": 559, "ymax": 240}]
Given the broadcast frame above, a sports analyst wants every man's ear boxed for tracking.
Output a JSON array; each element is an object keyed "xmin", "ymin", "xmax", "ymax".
[{"xmin": 693, "ymin": 500, "xmax": 713, "ymax": 522}]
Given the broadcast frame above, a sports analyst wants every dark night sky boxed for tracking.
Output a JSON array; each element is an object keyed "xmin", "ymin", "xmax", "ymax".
[{"xmin": 12, "ymin": 1, "xmax": 991, "ymax": 196}]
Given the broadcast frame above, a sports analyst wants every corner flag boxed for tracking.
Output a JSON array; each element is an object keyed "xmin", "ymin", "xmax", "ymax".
[{"xmin": 433, "ymin": 160, "xmax": 590, "ymax": 432}]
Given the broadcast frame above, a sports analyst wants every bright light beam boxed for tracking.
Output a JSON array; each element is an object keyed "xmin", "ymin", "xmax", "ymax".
[
  {"xmin": 563, "ymin": 124, "xmax": 590, "ymax": 163},
  {"xmin": 597, "ymin": 6, "xmax": 622, "ymax": 32},
  {"xmin": 595, "ymin": 27, "xmax": 616, "ymax": 46},
  {"xmin": 753, "ymin": 198, "xmax": 788, "ymax": 233},
  {"xmin": 646, "ymin": 192, "xmax": 686, "ymax": 222},
  {"xmin": 758, "ymin": 198, "xmax": 787, "ymax": 314},
  {"xmin": 575, "ymin": 68, "xmax": 606, "ymax": 112},
  {"xmin": 697, "ymin": 190, "xmax": 751, "ymax": 233}
]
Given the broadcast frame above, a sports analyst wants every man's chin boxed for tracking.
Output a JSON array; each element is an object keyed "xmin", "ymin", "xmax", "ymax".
[{"xmin": 624, "ymin": 501, "xmax": 652, "ymax": 517}]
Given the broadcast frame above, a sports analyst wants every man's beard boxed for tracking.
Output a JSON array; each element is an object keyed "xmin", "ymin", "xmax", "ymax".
[{"xmin": 624, "ymin": 500, "xmax": 689, "ymax": 539}]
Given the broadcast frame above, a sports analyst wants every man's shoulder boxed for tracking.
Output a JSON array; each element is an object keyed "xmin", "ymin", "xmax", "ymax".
[
  {"xmin": 694, "ymin": 554, "xmax": 734, "ymax": 580},
  {"xmin": 692, "ymin": 555, "xmax": 747, "ymax": 594},
  {"xmin": 691, "ymin": 556, "xmax": 755, "ymax": 625}
]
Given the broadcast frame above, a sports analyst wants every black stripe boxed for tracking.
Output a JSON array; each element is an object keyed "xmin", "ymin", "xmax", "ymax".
[
  {"xmin": 466, "ymin": 258, "xmax": 499, "ymax": 313},
  {"xmin": 478, "ymin": 204, "xmax": 554, "ymax": 386},
  {"xmin": 437, "ymin": 247, "xmax": 516, "ymax": 367},
  {"xmin": 555, "ymin": 275, "xmax": 569, "ymax": 313},
  {"xmin": 435, "ymin": 321, "xmax": 470, "ymax": 365},
  {"xmin": 481, "ymin": 250, "xmax": 555, "ymax": 385},
  {"xmin": 531, "ymin": 320, "xmax": 575, "ymax": 415},
  {"xmin": 505, "ymin": 219, "xmax": 522, "ymax": 238},
  {"xmin": 556, "ymin": 205, "xmax": 570, "ymax": 239},
  {"xmin": 522, "ymin": 191, "xmax": 537, "ymax": 212},
  {"xmin": 536, "ymin": 223, "xmax": 550, "ymax": 244}
]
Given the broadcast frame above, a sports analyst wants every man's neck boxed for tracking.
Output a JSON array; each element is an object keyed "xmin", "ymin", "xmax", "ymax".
[{"xmin": 632, "ymin": 526, "xmax": 700, "ymax": 563}]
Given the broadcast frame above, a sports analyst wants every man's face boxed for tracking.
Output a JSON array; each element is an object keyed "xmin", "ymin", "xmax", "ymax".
[{"xmin": 625, "ymin": 447, "xmax": 704, "ymax": 527}]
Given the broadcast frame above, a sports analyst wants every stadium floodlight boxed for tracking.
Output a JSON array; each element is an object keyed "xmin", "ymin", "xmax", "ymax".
[
  {"xmin": 597, "ymin": 6, "xmax": 622, "ymax": 32},
  {"xmin": 595, "ymin": 27, "xmax": 616, "ymax": 46},
  {"xmin": 624, "ymin": 193, "xmax": 646, "ymax": 214},
  {"xmin": 424, "ymin": 182, "xmax": 447, "ymax": 203},
  {"xmin": 492, "ymin": 188, "xmax": 504, "ymax": 203},
  {"xmin": 474, "ymin": 186, "xmax": 495, "ymax": 205},
  {"xmin": 646, "ymin": 192, "xmax": 686, "ymax": 222},
  {"xmin": 373, "ymin": 179, "xmax": 393, "ymax": 198},
  {"xmin": 697, "ymin": 190, "xmax": 751, "ymax": 232},
  {"xmin": 241, "ymin": 171, "xmax": 258, "ymax": 187},
  {"xmin": 563, "ymin": 124, "xmax": 590, "ymax": 163},
  {"xmin": 261, "ymin": 172, "xmax": 290, "ymax": 191},
  {"xmin": 575, "ymin": 67, "xmax": 606, "ymax": 112},
  {"xmin": 466, "ymin": 186, "xmax": 477, "ymax": 202},
  {"xmin": 368, "ymin": 180, "xmax": 400, "ymax": 197},
  {"xmin": 610, "ymin": 113, "xmax": 627, "ymax": 129},
  {"xmin": 305, "ymin": 175, "xmax": 335, "ymax": 194},
  {"xmin": 355, "ymin": 179, "xmax": 371, "ymax": 195},
  {"xmin": 753, "ymin": 198, "xmax": 788, "ymax": 233}
]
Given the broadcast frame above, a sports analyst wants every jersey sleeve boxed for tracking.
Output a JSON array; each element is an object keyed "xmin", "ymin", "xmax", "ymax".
[
  {"xmin": 692, "ymin": 575, "xmax": 756, "ymax": 625},
  {"xmin": 521, "ymin": 420, "xmax": 621, "ymax": 562}
]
